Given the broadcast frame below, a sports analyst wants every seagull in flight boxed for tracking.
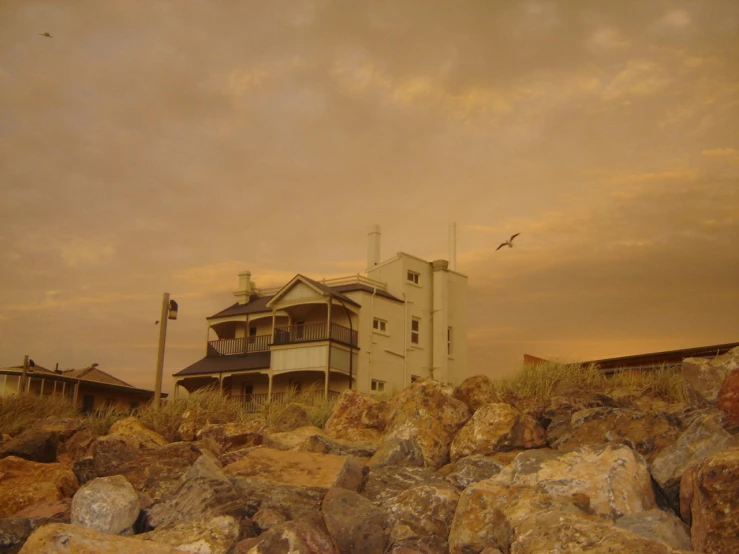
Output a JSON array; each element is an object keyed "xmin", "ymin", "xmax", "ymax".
[
  {"xmin": 39, "ymin": 32, "xmax": 53, "ymax": 38},
  {"xmin": 496, "ymin": 233, "xmax": 520, "ymax": 251}
]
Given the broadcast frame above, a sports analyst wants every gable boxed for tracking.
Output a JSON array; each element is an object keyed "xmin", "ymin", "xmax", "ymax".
[{"xmin": 276, "ymin": 282, "xmax": 324, "ymax": 305}]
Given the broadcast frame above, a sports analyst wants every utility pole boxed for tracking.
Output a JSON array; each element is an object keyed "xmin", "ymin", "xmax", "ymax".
[{"xmin": 153, "ymin": 293, "xmax": 178, "ymax": 409}]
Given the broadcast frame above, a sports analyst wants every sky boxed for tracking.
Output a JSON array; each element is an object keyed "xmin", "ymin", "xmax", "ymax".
[{"xmin": 1, "ymin": 0, "xmax": 737, "ymax": 395}]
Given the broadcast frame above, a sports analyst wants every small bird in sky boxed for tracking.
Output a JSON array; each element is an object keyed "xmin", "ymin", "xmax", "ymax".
[
  {"xmin": 39, "ymin": 32, "xmax": 53, "ymax": 38},
  {"xmin": 496, "ymin": 233, "xmax": 520, "ymax": 251}
]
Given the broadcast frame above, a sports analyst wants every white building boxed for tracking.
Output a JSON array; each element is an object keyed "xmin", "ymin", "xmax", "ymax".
[{"xmin": 173, "ymin": 225, "xmax": 467, "ymax": 408}]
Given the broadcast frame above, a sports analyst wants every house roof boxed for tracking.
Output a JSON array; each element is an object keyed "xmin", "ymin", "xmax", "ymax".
[
  {"xmin": 62, "ymin": 365, "xmax": 135, "ymax": 388},
  {"xmin": 207, "ymin": 295, "xmax": 274, "ymax": 319},
  {"xmin": 330, "ymin": 283, "xmax": 403, "ymax": 303},
  {"xmin": 173, "ymin": 351, "xmax": 271, "ymax": 377},
  {"xmin": 266, "ymin": 274, "xmax": 361, "ymax": 309}
]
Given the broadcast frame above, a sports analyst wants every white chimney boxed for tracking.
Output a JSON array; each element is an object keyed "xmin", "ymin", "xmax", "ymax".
[
  {"xmin": 367, "ymin": 224, "xmax": 381, "ymax": 268},
  {"xmin": 449, "ymin": 222, "xmax": 457, "ymax": 271},
  {"xmin": 234, "ymin": 271, "xmax": 255, "ymax": 304}
]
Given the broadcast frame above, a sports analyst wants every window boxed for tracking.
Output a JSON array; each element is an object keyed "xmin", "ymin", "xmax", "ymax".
[
  {"xmin": 447, "ymin": 326, "xmax": 453, "ymax": 356},
  {"xmin": 411, "ymin": 317, "xmax": 420, "ymax": 345},
  {"xmin": 371, "ymin": 379, "xmax": 385, "ymax": 392},
  {"xmin": 372, "ymin": 318, "xmax": 387, "ymax": 333},
  {"xmin": 407, "ymin": 270, "xmax": 420, "ymax": 285}
]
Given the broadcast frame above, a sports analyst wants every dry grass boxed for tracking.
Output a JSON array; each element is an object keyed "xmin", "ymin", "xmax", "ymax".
[
  {"xmin": 495, "ymin": 361, "xmax": 688, "ymax": 404},
  {"xmin": 0, "ymin": 394, "xmax": 78, "ymax": 436},
  {"xmin": 260, "ymin": 383, "xmax": 340, "ymax": 429}
]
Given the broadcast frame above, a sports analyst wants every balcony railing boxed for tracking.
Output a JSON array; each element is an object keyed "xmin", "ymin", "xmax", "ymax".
[
  {"xmin": 208, "ymin": 334, "xmax": 270, "ymax": 356},
  {"xmin": 230, "ymin": 390, "xmax": 341, "ymax": 413},
  {"xmin": 272, "ymin": 321, "xmax": 357, "ymax": 347}
]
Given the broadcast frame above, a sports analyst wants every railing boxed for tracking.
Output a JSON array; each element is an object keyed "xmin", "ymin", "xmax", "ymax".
[
  {"xmin": 231, "ymin": 390, "xmax": 341, "ymax": 413},
  {"xmin": 272, "ymin": 321, "xmax": 357, "ymax": 347},
  {"xmin": 208, "ymin": 334, "xmax": 270, "ymax": 356}
]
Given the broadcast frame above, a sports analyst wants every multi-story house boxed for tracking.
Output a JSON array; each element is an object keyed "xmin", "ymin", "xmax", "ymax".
[{"xmin": 173, "ymin": 225, "xmax": 467, "ymax": 408}]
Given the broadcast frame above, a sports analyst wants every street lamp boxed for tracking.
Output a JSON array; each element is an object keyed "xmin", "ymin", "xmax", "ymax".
[{"xmin": 153, "ymin": 293, "xmax": 178, "ymax": 408}]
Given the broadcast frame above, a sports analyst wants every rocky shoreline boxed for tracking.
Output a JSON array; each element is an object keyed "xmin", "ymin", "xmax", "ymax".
[{"xmin": 0, "ymin": 347, "xmax": 737, "ymax": 553}]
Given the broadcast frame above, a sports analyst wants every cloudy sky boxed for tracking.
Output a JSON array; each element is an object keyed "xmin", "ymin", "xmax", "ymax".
[{"xmin": 1, "ymin": 0, "xmax": 737, "ymax": 394}]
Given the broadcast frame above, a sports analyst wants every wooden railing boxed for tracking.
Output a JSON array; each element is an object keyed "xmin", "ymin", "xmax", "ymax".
[
  {"xmin": 208, "ymin": 334, "xmax": 270, "ymax": 356},
  {"xmin": 272, "ymin": 321, "xmax": 357, "ymax": 347},
  {"xmin": 230, "ymin": 390, "xmax": 341, "ymax": 413}
]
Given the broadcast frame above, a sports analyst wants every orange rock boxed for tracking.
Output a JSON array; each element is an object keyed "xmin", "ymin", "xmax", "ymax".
[
  {"xmin": 0, "ymin": 456, "xmax": 78, "ymax": 518},
  {"xmin": 717, "ymin": 367, "xmax": 739, "ymax": 426}
]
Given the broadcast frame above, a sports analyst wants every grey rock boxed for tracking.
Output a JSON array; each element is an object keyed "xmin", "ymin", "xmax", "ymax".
[
  {"xmin": 321, "ymin": 487, "xmax": 388, "ymax": 554},
  {"xmin": 445, "ymin": 455, "xmax": 504, "ymax": 489},
  {"xmin": 71, "ymin": 475, "xmax": 140, "ymax": 536},
  {"xmin": 614, "ymin": 509, "xmax": 692, "ymax": 551}
]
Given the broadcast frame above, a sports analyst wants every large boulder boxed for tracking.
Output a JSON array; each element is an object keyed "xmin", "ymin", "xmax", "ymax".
[
  {"xmin": 296, "ymin": 434, "xmax": 378, "ymax": 458},
  {"xmin": 377, "ymin": 378, "xmax": 470, "ymax": 469},
  {"xmin": 453, "ymin": 375, "xmax": 498, "ymax": 412},
  {"xmin": 0, "ymin": 456, "xmax": 79, "ymax": 518},
  {"xmin": 360, "ymin": 466, "xmax": 450, "ymax": 506},
  {"xmin": 449, "ymin": 403, "xmax": 546, "ymax": 461},
  {"xmin": 321, "ymin": 488, "xmax": 388, "ymax": 554},
  {"xmin": 614, "ymin": 509, "xmax": 691, "ymax": 551},
  {"xmin": 366, "ymin": 437, "xmax": 425, "ymax": 468},
  {"xmin": 233, "ymin": 517, "xmax": 337, "ymax": 554},
  {"xmin": 71, "ymin": 475, "xmax": 140, "ymax": 535},
  {"xmin": 108, "ymin": 417, "xmax": 169, "ymax": 449},
  {"xmin": 196, "ymin": 421, "xmax": 265, "ymax": 453},
  {"xmin": 0, "ymin": 518, "xmax": 61, "ymax": 554},
  {"xmin": 93, "ymin": 440, "xmax": 204, "ymax": 502},
  {"xmin": 717, "ymin": 366, "xmax": 739, "ymax": 426},
  {"xmin": 682, "ymin": 346, "xmax": 739, "ymax": 406},
  {"xmin": 385, "ymin": 483, "xmax": 459, "ymax": 553},
  {"xmin": 650, "ymin": 411, "xmax": 738, "ymax": 508},
  {"xmin": 680, "ymin": 444, "xmax": 739, "ymax": 554},
  {"xmin": 231, "ymin": 477, "xmax": 327, "ymax": 520},
  {"xmin": 550, "ymin": 407, "xmax": 682, "ymax": 463},
  {"xmin": 262, "ymin": 425, "xmax": 325, "ymax": 451},
  {"xmin": 223, "ymin": 447, "xmax": 363, "ymax": 491},
  {"xmin": 18, "ymin": 523, "xmax": 189, "ymax": 553},
  {"xmin": 0, "ymin": 429, "xmax": 60, "ymax": 463},
  {"xmin": 449, "ymin": 445, "xmax": 656, "ymax": 553},
  {"xmin": 444, "ymin": 454, "xmax": 505, "ymax": 490},
  {"xmin": 269, "ymin": 403, "xmax": 312, "ymax": 433},
  {"xmin": 56, "ymin": 428, "xmax": 97, "ymax": 466},
  {"xmin": 145, "ymin": 454, "xmax": 246, "ymax": 529},
  {"xmin": 138, "ymin": 515, "xmax": 241, "ymax": 554},
  {"xmin": 324, "ymin": 390, "xmax": 382, "ymax": 442}
]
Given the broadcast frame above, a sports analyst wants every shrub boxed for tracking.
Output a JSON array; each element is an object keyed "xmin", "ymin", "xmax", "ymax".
[{"xmin": 0, "ymin": 394, "xmax": 78, "ymax": 436}]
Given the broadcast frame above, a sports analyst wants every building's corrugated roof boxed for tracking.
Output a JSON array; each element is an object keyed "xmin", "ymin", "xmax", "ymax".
[
  {"xmin": 330, "ymin": 283, "xmax": 403, "ymax": 303},
  {"xmin": 582, "ymin": 342, "xmax": 739, "ymax": 370},
  {"xmin": 62, "ymin": 366, "xmax": 135, "ymax": 388},
  {"xmin": 173, "ymin": 351, "xmax": 271, "ymax": 377},
  {"xmin": 207, "ymin": 295, "xmax": 273, "ymax": 319}
]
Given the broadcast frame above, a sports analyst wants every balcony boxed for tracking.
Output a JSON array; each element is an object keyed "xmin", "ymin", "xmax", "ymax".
[
  {"xmin": 208, "ymin": 334, "xmax": 270, "ymax": 356},
  {"xmin": 272, "ymin": 322, "xmax": 357, "ymax": 348}
]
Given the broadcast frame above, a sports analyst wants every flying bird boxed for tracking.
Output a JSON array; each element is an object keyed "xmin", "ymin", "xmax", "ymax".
[
  {"xmin": 39, "ymin": 32, "xmax": 53, "ymax": 38},
  {"xmin": 496, "ymin": 233, "xmax": 520, "ymax": 251}
]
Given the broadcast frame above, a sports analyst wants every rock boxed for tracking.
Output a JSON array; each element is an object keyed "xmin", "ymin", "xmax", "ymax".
[
  {"xmin": 449, "ymin": 445, "xmax": 657, "ymax": 553},
  {"xmin": 367, "ymin": 438, "xmax": 425, "ymax": 468},
  {"xmin": 360, "ymin": 466, "xmax": 450, "ymax": 506},
  {"xmin": 262, "ymin": 425, "xmax": 325, "ymax": 450},
  {"xmin": 0, "ymin": 518, "xmax": 61, "ymax": 554},
  {"xmin": 18, "ymin": 522, "xmax": 189, "ymax": 553},
  {"xmin": 231, "ymin": 477, "xmax": 327, "ymax": 520},
  {"xmin": 378, "ymin": 378, "xmax": 470, "ymax": 469},
  {"xmin": 93, "ymin": 441, "xmax": 203, "ymax": 502},
  {"xmin": 444, "ymin": 454, "xmax": 504, "ymax": 489},
  {"xmin": 682, "ymin": 346, "xmax": 739, "ymax": 406},
  {"xmin": 11, "ymin": 498, "xmax": 72, "ymax": 520},
  {"xmin": 0, "ymin": 456, "xmax": 79, "ymax": 518},
  {"xmin": 361, "ymin": 400, "xmax": 389, "ymax": 432},
  {"xmin": 56, "ymin": 428, "xmax": 96, "ymax": 466},
  {"xmin": 321, "ymin": 487, "xmax": 388, "ymax": 554},
  {"xmin": 550, "ymin": 407, "xmax": 682, "ymax": 463},
  {"xmin": 252, "ymin": 508, "xmax": 287, "ymax": 533},
  {"xmin": 32, "ymin": 417, "xmax": 83, "ymax": 440},
  {"xmin": 509, "ymin": 512, "xmax": 685, "ymax": 554},
  {"xmin": 385, "ymin": 484, "xmax": 459, "ymax": 553},
  {"xmin": 614, "ymin": 509, "xmax": 691, "ymax": 551},
  {"xmin": 717, "ymin": 366, "xmax": 739, "ymax": 426},
  {"xmin": 296, "ymin": 434, "xmax": 378, "ymax": 458},
  {"xmin": 233, "ymin": 517, "xmax": 337, "ymax": 554},
  {"xmin": 71, "ymin": 475, "xmax": 140, "ymax": 535},
  {"xmin": 324, "ymin": 390, "xmax": 382, "ymax": 442},
  {"xmin": 196, "ymin": 420, "xmax": 265, "ymax": 453},
  {"xmin": 139, "ymin": 515, "xmax": 240, "ymax": 554},
  {"xmin": 270, "ymin": 403, "xmax": 312, "ymax": 432},
  {"xmin": 680, "ymin": 444, "xmax": 739, "ymax": 554},
  {"xmin": 650, "ymin": 411, "xmax": 738, "ymax": 508},
  {"xmin": 0, "ymin": 429, "xmax": 60, "ymax": 463},
  {"xmin": 109, "ymin": 417, "xmax": 169, "ymax": 449},
  {"xmin": 453, "ymin": 375, "xmax": 499, "ymax": 412},
  {"xmin": 542, "ymin": 388, "xmax": 618, "ymax": 444},
  {"xmin": 449, "ymin": 403, "xmax": 546, "ymax": 461},
  {"xmin": 72, "ymin": 456, "xmax": 96, "ymax": 485},
  {"xmin": 145, "ymin": 454, "xmax": 246, "ymax": 529},
  {"xmin": 224, "ymin": 447, "xmax": 363, "ymax": 491}
]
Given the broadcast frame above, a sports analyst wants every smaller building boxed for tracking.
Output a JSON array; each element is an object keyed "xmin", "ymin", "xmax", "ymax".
[
  {"xmin": 0, "ymin": 361, "xmax": 165, "ymax": 412},
  {"xmin": 525, "ymin": 341, "xmax": 739, "ymax": 374}
]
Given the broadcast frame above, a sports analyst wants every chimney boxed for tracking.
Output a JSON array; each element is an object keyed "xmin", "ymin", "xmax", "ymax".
[
  {"xmin": 367, "ymin": 224, "xmax": 381, "ymax": 268},
  {"xmin": 449, "ymin": 222, "xmax": 457, "ymax": 271},
  {"xmin": 234, "ymin": 271, "xmax": 255, "ymax": 304}
]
